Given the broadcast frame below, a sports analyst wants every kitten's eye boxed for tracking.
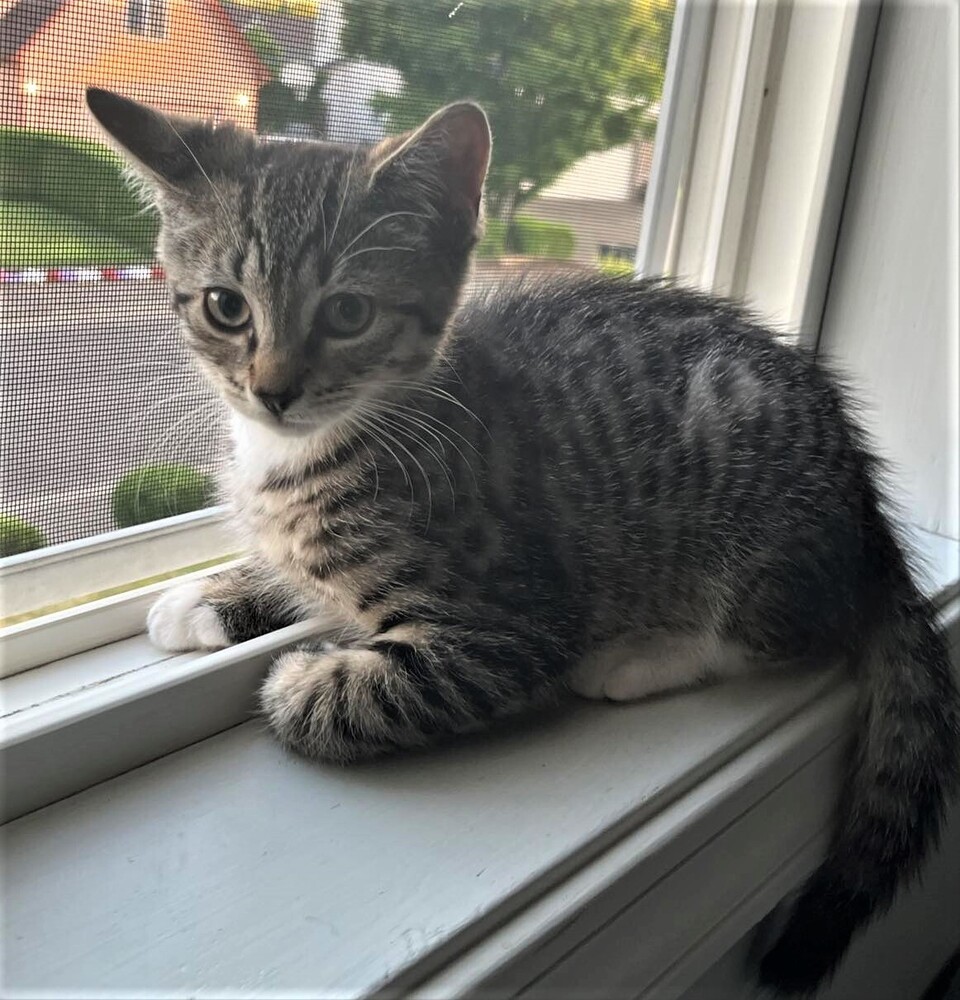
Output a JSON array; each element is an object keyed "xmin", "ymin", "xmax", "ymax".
[
  {"xmin": 323, "ymin": 293, "xmax": 374, "ymax": 337},
  {"xmin": 204, "ymin": 288, "xmax": 251, "ymax": 331}
]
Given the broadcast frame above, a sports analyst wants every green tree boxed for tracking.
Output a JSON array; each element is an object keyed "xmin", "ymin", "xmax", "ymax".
[
  {"xmin": 339, "ymin": 0, "xmax": 672, "ymax": 228},
  {"xmin": 244, "ymin": 26, "xmax": 283, "ymax": 77}
]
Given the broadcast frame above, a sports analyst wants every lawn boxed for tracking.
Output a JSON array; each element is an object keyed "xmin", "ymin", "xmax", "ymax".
[{"xmin": 0, "ymin": 200, "xmax": 148, "ymax": 267}]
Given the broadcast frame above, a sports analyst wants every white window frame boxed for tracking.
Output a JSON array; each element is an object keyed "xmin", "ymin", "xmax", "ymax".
[
  {"xmin": 638, "ymin": 0, "xmax": 881, "ymax": 343},
  {"xmin": 0, "ymin": 507, "xmax": 232, "ymax": 629}
]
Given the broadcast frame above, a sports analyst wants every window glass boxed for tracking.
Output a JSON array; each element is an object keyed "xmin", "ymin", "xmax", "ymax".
[{"xmin": 0, "ymin": 0, "xmax": 674, "ymax": 567}]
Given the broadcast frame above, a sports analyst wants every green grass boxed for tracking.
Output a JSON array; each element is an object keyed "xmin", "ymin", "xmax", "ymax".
[
  {"xmin": 1, "ymin": 127, "xmax": 159, "ymax": 256},
  {"xmin": 0, "ymin": 199, "xmax": 146, "ymax": 267}
]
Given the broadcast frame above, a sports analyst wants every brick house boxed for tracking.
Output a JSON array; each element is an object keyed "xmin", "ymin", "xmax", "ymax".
[{"xmin": 0, "ymin": 0, "xmax": 270, "ymax": 141}]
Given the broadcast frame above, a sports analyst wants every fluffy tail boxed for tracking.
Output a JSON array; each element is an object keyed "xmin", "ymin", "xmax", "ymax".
[{"xmin": 759, "ymin": 505, "xmax": 960, "ymax": 994}]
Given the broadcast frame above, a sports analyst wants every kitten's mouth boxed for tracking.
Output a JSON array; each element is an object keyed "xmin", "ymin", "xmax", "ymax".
[{"xmin": 240, "ymin": 403, "xmax": 349, "ymax": 440}]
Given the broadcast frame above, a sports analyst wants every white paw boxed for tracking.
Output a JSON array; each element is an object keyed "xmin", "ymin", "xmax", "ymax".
[
  {"xmin": 147, "ymin": 581, "xmax": 230, "ymax": 652},
  {"xmin": 568, "ymin": 655, "xmax": 662, "ymax": 701}
]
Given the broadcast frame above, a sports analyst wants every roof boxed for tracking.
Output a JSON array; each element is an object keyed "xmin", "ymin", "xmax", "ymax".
[
  {"xmin": 221, "ymin": 1, "xmax": 317, "ymax": 69},
  {"xmin": 202, "ymin": 0, "xmax": 272, "ymax": 84},
  {"xmin": 0, "ymin": 0, "xmax": 63, "ymax": 60}
]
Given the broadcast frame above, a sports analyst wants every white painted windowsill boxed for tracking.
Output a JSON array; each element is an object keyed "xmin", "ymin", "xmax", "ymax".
[{"xmin": 1, "ymin": 528, "xmax": 957, "ymax": 999}]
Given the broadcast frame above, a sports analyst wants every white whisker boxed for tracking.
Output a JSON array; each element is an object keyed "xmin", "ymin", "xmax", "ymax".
[
  {"xmin": 130, "ymin": 398, "xmax": 221, "ymax": 524},
  {"xmin": 336, "ymin": 211, "xmax": 426, "ymax": 263},
  {"xmin": 336, "ymin": 245, "xmax": 417, "ymax": 269},
  {"xmin": 353, "ymin": 403, "xmax": 412, "ymax": 497},
  {"xmin": 363, "ymin": 411, "xmax": 434, "ymax": 531},
  {"xmin": 163, "ymin": 119, "xmax": 246, "ymax": 254},
  {"xmin": 370, "ymin": 404, "xmax": 456, "ymax": 504},
  {"xmin": 378, "ymin": 379, "xmax": 491, "ymax": 436},
  {"xmin": 327, "ymin": 152, "xmax": 358, "ymax": 253}
]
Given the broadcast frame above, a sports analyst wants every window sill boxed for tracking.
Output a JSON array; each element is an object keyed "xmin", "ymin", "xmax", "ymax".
[
  {"xmin": 1, "ymin": 529, "xmax": 957, "ymax": 997},
  {"xmin": 0, "ymin": 666, "xmax": 852, "ymax": 997}
]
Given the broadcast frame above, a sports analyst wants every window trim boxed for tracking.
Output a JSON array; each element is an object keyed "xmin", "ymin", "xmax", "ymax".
[
  {"xmin": 2, "ymin": 527, "xmax": 955, "ymax": 826},
  {"xmin": 0, "ymin": 559, "xmax": 236, "ymax": 678},
  {"xmin": 3, "ymin": 595, "xmax": 957, "ymax": 995},
  {"xmin": 0, "ymin": 612, "xmax": 323, "ymax": 823},
  {"xmin": 637, "ymin": 0, "xmax": 881, "ymax": 344},
  {"xmin": 0, "ymin": 507, "xmax": 234, "ymax": 647}
]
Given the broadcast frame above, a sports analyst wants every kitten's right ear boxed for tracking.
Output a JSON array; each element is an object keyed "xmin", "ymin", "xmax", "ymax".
[
  {"xmin": 368, "ymin": 102, "xmax": 491, "ymax": 222},
  {"xmin": 85, "ymin": 88, "xmax": 234, "ymax": 191}
]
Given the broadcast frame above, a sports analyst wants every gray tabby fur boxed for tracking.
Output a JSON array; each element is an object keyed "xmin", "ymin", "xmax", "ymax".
[{"xmin": 86, "ymin": 88, "xmax": 958, "ymax": 996}]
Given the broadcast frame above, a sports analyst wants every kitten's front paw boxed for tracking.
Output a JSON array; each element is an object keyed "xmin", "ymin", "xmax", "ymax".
[{"xmin": 147, "ymin": 581, "xmax": 230, "ymax": 652}]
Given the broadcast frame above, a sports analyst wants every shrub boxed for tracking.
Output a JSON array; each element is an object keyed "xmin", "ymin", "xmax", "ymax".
[
  {"xmin": 475, "ymin": 215, "xmax": 574, "ymax": 260},
  {"xmin": 597, "ymin": 254, "xmax": 635, "ymax": 279},
  {"xmin": 475, "ymin": 217, "xmax": 507, "ymax": 259},
  {"xmin": 112, "ymin": 464, "xmax": 216, "ymax": 529},
  {"xmin": 0, "ymin": 128, "xmax": 158, "ymax": 256},
  {"xmin": 257, "ymin": 80, "xmax": 300, "ymax": 135},
  {"xmin": 512, "ymin": 216, "xmax": 575, "ymax": 260},
  {"xmin": 0, "ymin": 514, "xmax": 47, "ymax": 557}
]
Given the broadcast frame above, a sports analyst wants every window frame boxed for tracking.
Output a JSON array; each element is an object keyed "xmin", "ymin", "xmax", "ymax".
[
  {"xmin": 0, "ymin": 506, "xmax": 233, "ymax": 639},
  {"xmin": 125, "ymin": 0, "xmax": 168, "ymax": 40},
  {"xmin": 637, "ymin": 0, "xmax": 881, "ymax": 343}
]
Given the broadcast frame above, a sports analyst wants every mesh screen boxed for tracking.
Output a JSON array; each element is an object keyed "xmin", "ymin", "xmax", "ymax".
[{"xmin": 0, "ymin": 0, "xmax": 673, "ymax": 555}]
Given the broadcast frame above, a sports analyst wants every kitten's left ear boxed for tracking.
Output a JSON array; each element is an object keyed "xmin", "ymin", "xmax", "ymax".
[
  {"xmin": 369, "ymin": 102, "xmax": 491, "ymax": 220},
  {"xmin": 85, "ymin": 88, "xmax": 244, "ymax": 193}
]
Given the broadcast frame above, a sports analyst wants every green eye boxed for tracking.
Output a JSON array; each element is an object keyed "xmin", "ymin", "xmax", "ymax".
[
  {"xmin": 323, "ymin": 293, "xmax": 375, "ymax": 337},
  {"xmin": 204, "ymin": 288, "xmax": 251, "ymax": 331}
]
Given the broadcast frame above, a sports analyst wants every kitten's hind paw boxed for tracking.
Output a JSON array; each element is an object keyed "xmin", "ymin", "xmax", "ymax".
[{"xmin": 147, "ymin": 581, "xmax": 230, "ymax": 652}]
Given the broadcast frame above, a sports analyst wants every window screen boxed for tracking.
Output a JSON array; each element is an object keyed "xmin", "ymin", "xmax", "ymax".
[{"xmin": 0, "ymin": 0, "xmax": 674, "ymax": 562}]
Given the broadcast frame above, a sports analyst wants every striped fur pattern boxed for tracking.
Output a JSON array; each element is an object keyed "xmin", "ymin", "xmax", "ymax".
[{"xmin": 88, "ymin": 89, "xmax": 959, "ymax": 995}]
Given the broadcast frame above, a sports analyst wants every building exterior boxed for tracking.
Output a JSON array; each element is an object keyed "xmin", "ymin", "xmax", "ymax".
[
  {"xmin": 222, "ymin": 0, "xmax": 399, "ymax": 143},
  {"xmin": 526, "ymin": 133, "xmax": 656, "ymax": 267},
  {"xmin": 0, "ymin": 0, "xmax": 269, "ymax": 141}
]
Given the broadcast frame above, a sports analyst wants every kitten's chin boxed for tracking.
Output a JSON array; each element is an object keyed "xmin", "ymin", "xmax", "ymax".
[
  {"xmin": 230, "ymin": 404, "xmax": 346, "ymax": 443},
  {"xmin": 268, "ymin": 418, "xmax": 328, "ymax": 440}
]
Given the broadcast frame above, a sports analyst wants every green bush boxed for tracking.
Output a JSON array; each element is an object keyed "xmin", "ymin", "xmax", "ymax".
[
  {"xmin": 475, "ymin": 215, "xmax": 574, "ymax": 261},
  {"xmin": 112, "ymin": 464, "xmax": 216, "ymax": 529},
  {"xmin": 475, "ymin": 217, "xmax": 507, "ymax": 259},
  {"xmin": 0, "ymin": 514, "xmax": 47, "ymax": 557},
  {"xmin": 245, "ymin": 26, "xmax": 282, "ymax": 76},
  {"xmin": 0, "ymin": 127, "xmax": 157, "ymax": 256},
  {"xmin": 512, "ymin": 216, "xmax": 575, "ymax": 260},
  {"xmin": 597, "ymin": 254, "xmax": 635, "ymax": 279},
  {"xmin": 257, "ymin": 80, "xmax": 300, "ymax": 135}
]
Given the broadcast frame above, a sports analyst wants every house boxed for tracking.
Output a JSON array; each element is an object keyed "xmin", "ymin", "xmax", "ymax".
[
  {"xmin": 222, "ymin": 0, "xmax": 400, "ymax": 143},
  {"xmin": 0, "ymin": 0, "xmax": 270, "ymax": 142},
  {"xmin": 526, "ymin": 133, "xmax": 656, "ymax": 267}
]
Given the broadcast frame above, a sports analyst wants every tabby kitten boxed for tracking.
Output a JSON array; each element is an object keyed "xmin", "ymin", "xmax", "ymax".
[{"xmin": 87, "ymin": 88, "xmax": 957, "ymax": 995}]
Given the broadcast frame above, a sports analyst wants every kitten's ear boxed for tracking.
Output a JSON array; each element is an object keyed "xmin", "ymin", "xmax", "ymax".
[
  {"xmin": 85, "ymin": 88, "xmax": 237, "ymax": 191},
  {"xmin": 369, "ymin": 102, "xmax": 491, "ymax": 220}
]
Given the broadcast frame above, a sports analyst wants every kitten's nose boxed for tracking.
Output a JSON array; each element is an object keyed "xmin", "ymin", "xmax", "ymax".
[{"xmin": 254, "ymin": 386, "xmax": 302, "ymax": 417}]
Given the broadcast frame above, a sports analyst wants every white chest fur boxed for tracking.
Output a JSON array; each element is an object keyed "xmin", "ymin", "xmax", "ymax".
[
  {"xmin": 228, "ymin": 413, "xmax": 322, "ymax": 491},
  {"xmin": 226, "ymin": 414, "xmax": 350, "ymax": 602},
  {"xmin": 227, "ymin": 414, "xmax": 322, "ymax": 546}
]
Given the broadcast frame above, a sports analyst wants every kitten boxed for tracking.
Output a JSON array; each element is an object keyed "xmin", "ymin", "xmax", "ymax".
[{"xmin": 87, "ymin": 88, "xmax": 958, "ymax": 996}]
